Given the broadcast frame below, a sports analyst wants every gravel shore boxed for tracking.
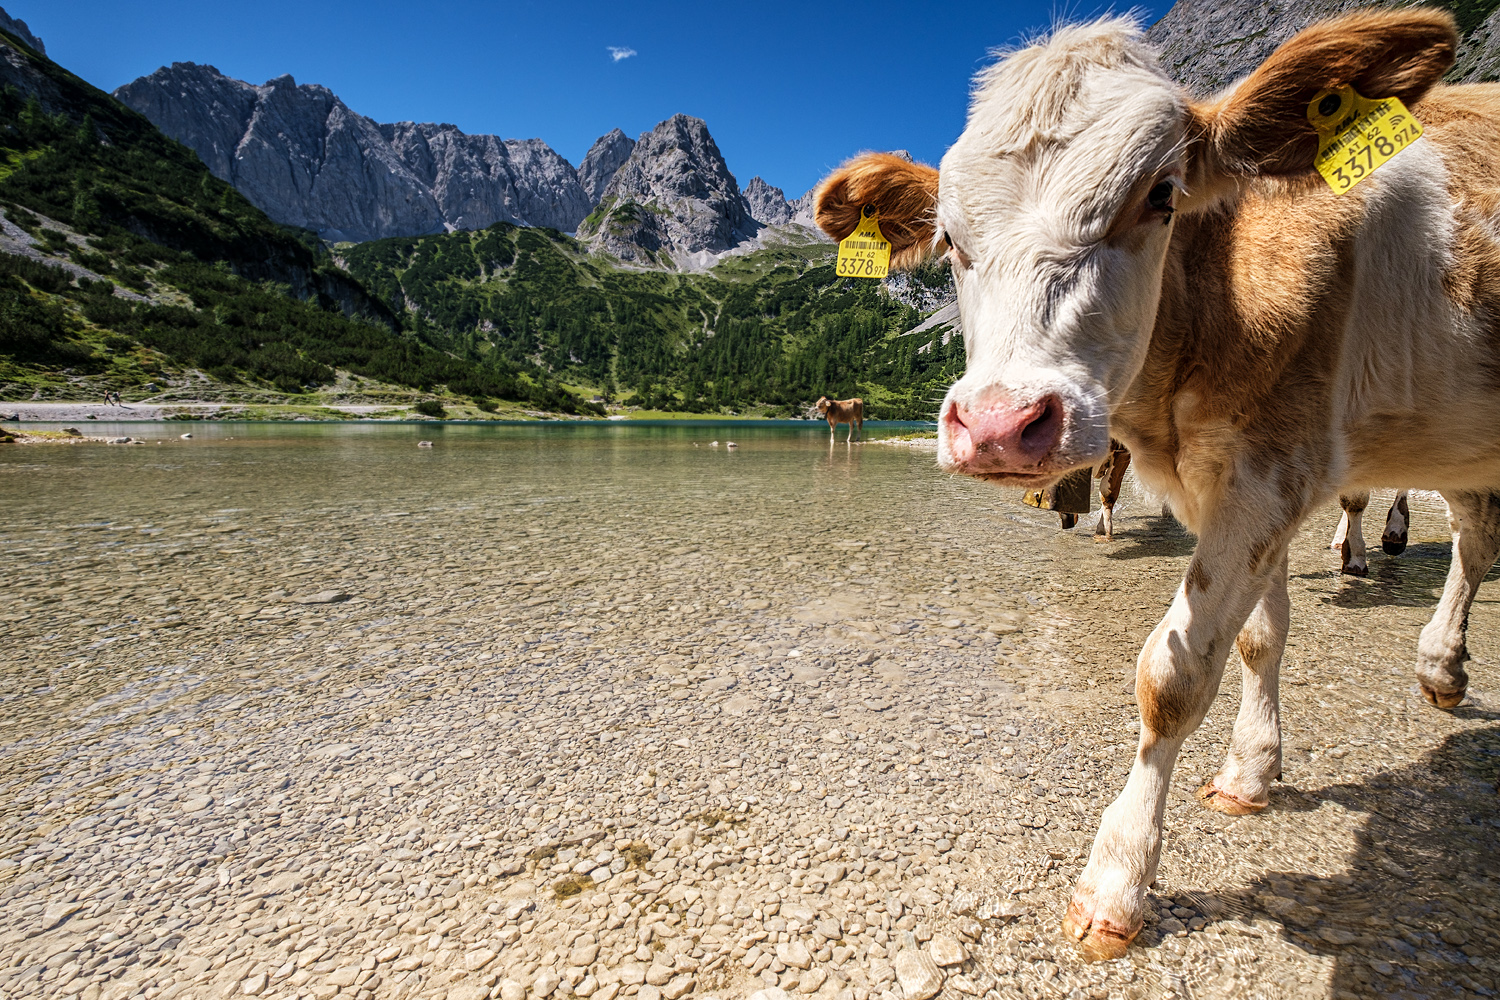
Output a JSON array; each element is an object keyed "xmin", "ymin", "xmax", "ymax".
[{"xmin": 1, "ymin": 433, "xmax": 1496, "ymax": 1000}]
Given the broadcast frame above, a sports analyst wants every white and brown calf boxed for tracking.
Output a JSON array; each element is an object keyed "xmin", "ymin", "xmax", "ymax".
[
  {"xmin": 1331, "ymin": 489, "xmax": 1413, "ymax": 574},
  {"xmin": 816, "ymin": 10, "xmax": 1496, "ymax": 960}
]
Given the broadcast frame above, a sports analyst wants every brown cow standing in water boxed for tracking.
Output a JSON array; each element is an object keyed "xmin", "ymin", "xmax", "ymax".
[
  {"xmin": 814, "ymin": 396, "xmax": 863, "ymax": 442},
  {"xmin": 816, "ymin": 10, "xmax": 1497, "ymax": 960}
]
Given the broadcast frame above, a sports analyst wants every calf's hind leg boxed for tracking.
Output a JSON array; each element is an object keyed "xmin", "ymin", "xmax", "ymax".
[
  {"xmin": 1198, "ymin": 549, "xmax": 1289, "ymax": 814},
  {"xmin": 1382, "ymin": 490, "xmax": 1410, "ymax": 555},
  {"xmin": 1335, "ymin": 491, "xmax": 1369, "ymax": 576},
  {"xmin": 1417, "ymin": 491, "xmax": 1500, "ymax": 708},
  {"xmin": 1064, "ymin": 519, "xmax": 1289, "ymax": 960}
]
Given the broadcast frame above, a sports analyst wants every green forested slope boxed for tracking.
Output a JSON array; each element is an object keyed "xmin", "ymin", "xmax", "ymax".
[{"xmin": 342, "ymin": 226, "xmax": 964, "ymax": 418}]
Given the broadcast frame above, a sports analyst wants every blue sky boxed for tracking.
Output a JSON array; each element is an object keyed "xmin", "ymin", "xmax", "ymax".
[{"xmin": 23, "ymin": 1, "xmax": 1171, "ymax": 198}]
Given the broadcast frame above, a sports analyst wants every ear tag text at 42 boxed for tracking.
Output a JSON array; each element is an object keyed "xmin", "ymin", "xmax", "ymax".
[
  {"xmin": 1308, "ymin": 85, "xmax": 1423, "ymax": 194},
  {"xmin": 836, "ymin": 206, "xmax": 891, "ymax": 279}
]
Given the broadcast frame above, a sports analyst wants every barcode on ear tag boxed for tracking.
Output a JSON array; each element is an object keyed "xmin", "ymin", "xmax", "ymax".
[
  {"xmin": 1308, "ymin": 85, "xmax": 1423, "ymax": 195},
  {"xmin": 836, "ymin": 209, "xmax": 891, "ymax": 278}
]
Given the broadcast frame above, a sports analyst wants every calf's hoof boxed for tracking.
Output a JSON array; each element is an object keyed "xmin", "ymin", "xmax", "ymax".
[
  {"xmin": 1420, "ymin": 682, "xmax": 1466, "ymax": 709},
  {"xmin": 1195, "ymin": 781, "xmax": 1267, "ymax": 816},
  {"xmin": 1338, "ymin": 540, "xmax": 1367, "ymax": 576},
  {"xmin": 1381, "ymin": 532, "xmax": 1408, "ymax": 556},
  {"xmin": 1063, "ymin": 895, "xmax": 1138, "ymax": 961}
]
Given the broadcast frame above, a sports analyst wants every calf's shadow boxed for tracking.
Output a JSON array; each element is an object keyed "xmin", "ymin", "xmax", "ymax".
[{"xmin": 1163, "ymin": 726, "xmax": 1500, "ymax": 999}]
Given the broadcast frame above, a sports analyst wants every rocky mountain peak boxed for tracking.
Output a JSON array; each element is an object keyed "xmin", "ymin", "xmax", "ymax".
[
  {"xmin": 580, "ymin": 114, "xmax": 760, "ymax": 264},
  {"xmin": 0, "ymin": 5, "xmax": 42, "ymax": 54},
  {"xmin": 577, "ymin": 128, "xmax": 636, "ymax": 204},
  {"xmin": 743, "ymin": 176, "xmax": 792, "ymax": 227}
]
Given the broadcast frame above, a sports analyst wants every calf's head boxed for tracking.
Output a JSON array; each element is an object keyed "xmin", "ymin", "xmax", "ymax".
[{"xmin": 816, "ymin": 11, "xmax": 1455, "ymax": 485}]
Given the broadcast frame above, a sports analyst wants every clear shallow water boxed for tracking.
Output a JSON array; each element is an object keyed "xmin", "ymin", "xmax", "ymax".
[{"xmin": 2, "ymin": 424, "xmax": 1498, "ymax": 1000}]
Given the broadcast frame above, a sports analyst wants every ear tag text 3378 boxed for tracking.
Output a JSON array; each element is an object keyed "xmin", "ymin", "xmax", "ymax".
[
  {"xmin": 1308, "ymin": 85, "xmax": 1423, "ymax": 195},
  {"xmin": 836, "ymin": 206, "xmax": 891, "ymax": 279}
]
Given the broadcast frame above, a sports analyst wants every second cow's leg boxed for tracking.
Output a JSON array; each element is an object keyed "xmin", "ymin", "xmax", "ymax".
[
  {"xmin": 1382, "ymin": 490, "xmax": 1411, "ymax": 555},
  {"xmin": 1336, "ymin": 491, "xmax": 1369, "ymax": 576},
  {"xmin": 1416, "ymin": 490, "xmax": 1500, "ymax": 708},
  {"xmin": 1197, "ymin": 549, "xmax": 1289, "ymax": 814},
  {"xmin": 1064, "ymin": 516, "xmax": 1292, "ymax": 960},
  {"xmin": 1095, "ymin": 444, "xmax": 1132, "ymax": 541}
]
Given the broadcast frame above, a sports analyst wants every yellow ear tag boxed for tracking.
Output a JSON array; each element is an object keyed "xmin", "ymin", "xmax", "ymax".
[
  {"xmin": 1308, "ymin": 85, "xmax": 1423, "ymax": 194},
  {"xmin": 836, "ymin": 206, "xmax": 891, "ymax": 279}
]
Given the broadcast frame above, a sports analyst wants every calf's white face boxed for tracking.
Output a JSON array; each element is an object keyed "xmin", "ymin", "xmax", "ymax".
[{"xmin": 934, "ymin": 21, "xmax": 1188, "ymax": 484}]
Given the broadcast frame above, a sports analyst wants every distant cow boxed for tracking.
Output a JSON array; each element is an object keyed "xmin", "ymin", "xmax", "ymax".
[
  {"xmin": 814, "ymin": 396, "xmax": 863, "ymax": 442},
  {"xmin": 816, "ymin": 10, "xmax": 1488, "ymax": 960}
]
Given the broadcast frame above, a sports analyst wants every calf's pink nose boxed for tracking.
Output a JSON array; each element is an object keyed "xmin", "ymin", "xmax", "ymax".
[{"xmin": 944, "ymin": 394, "xmax": 1063, "ymax": 470}]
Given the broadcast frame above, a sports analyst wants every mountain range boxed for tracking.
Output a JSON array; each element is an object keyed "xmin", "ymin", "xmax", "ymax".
[{"xmin": 114, "ymin": 63, "xmax": 817, "ymax": 264}]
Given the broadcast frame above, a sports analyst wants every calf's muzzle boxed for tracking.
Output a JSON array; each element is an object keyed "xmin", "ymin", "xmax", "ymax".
[{"xmin": 941, "ymin": 392, "xmax": 1065, "ymax": 477}]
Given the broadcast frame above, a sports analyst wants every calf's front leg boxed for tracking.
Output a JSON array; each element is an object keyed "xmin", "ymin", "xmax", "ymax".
[
  {"xmin": 1417, "ymin": 490, "xmax": 1500, "ymax": 707},
  {"xmin": 1094, "ymin": 442, "xmax": 1131, "ymax": 541},
  {"xmin": 1197, "ymin": 549, "xmax": 1289, "ymax": 814},
  {"xmin": 1064, "ymin": 523, "xmax": 1288, "ymax": 960}
]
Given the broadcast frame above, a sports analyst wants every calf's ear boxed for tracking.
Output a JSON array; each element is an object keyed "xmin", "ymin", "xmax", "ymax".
[
  {"xmin": 815, "ymin": 153, "xmax": 940, "ymax": 268},
  {"xmin": 1190, "ymin": 9, "xmax": 1456, "ymax": 184}
]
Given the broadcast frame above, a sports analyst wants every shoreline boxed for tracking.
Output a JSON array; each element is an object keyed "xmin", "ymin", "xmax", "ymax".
[{"xmin": 0, "ymin": 402, "xmax": 939, "ymax": 429}]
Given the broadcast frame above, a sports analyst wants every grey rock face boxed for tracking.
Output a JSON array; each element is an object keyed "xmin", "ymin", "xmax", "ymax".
[
  {"xmin": 788, "ymin": 189, "xmax": 818, "ymax": 228},
  {"xmin": 115, "ymin": 63, "xmax": 590, "ymax": 241},
  {"xmin": 381, "ymin": 123, "xmax": 590, "ymax": 234},
  {"xmin": 577, "ymin": 128, "xmax": 636, "ymax": 205},
  {"xmin": 1451, "ymin": 6, "xmax": 1500, "ymax": 83},
  {"xmin": 743, "ymin": 176, "xmax": 792, "ymax": 227},
  {"xmin": 581, "ymin": 114, "xmax": 759, "ymax": 263},
  {"xmin": 115, "ymin": 63, "xmax": 258, "ymax": 181},
  {"xmin": 0, "ymin": 6, "xmax": 42, "ymax": 54}
]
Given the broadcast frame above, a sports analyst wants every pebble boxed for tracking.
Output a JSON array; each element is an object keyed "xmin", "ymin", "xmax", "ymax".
[
  {"xmin": 927, "ymin": 934, "xmax": 967, "ymax": 966},
  {"xmin": 894, "ymin": 948, "xmax": 944, "ymax": 1000},
  {"xmin": 776, "ymin": 941, "xmax": 812, "ymax": 970}
]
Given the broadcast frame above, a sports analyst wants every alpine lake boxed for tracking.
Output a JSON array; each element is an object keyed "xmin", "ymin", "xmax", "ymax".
[{"xmin": 1, "ymin": 420, "xmax": 1497, "ymax": 1000}]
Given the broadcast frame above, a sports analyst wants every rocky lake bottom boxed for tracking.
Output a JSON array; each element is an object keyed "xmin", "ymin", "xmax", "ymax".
[{"xmin": 1, "ymin": 422, "xmax": 1497, "ymax": 1000}]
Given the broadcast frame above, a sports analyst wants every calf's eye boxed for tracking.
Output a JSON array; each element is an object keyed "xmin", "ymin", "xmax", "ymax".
[{"xmin": 1147, "ymin": 181, "xmax": 1175, "ymax": 213}]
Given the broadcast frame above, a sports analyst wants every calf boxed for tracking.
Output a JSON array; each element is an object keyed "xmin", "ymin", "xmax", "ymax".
[
  {"xmin": 814, "ymin": 396, "xmax": 863, "ymax": 442},
  {"xmin": 816, "ymin": 10, "xmax": 1492, "ymax": 959}
]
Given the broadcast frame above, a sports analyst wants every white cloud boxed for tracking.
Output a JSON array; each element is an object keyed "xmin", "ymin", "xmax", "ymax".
[{"xmin": 607, "ymin": 46, "xmax": 637, "ymax": 62}]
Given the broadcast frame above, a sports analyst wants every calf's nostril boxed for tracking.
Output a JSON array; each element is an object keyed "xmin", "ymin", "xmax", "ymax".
[{"xmin": 1019, "ymin": 396, "xmax": 1061, "ymax": 453}]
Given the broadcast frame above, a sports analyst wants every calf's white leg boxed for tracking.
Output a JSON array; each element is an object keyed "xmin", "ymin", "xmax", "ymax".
[
  {"xmin": 1382, "ymin": 490, "xmax": 1411, "ymax": 555},
  {"xmin": 1065, "ymin": 518, "xmax": 1288, "ymax": 960},
  {"xmin": 1330, "ymin": 511, "xmax": 1349, "ymax": 549},
  {"xmin": 1197, "ymin": 549, "xmax": 1289, "ymax": 814},
  {"xmin": 1336, "ymin": 492, "xmax": 1369, "ymax": 576},
  {"xmin": 1416, "ymin": 491, "xmax": 1500, "ymax": 708}
]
